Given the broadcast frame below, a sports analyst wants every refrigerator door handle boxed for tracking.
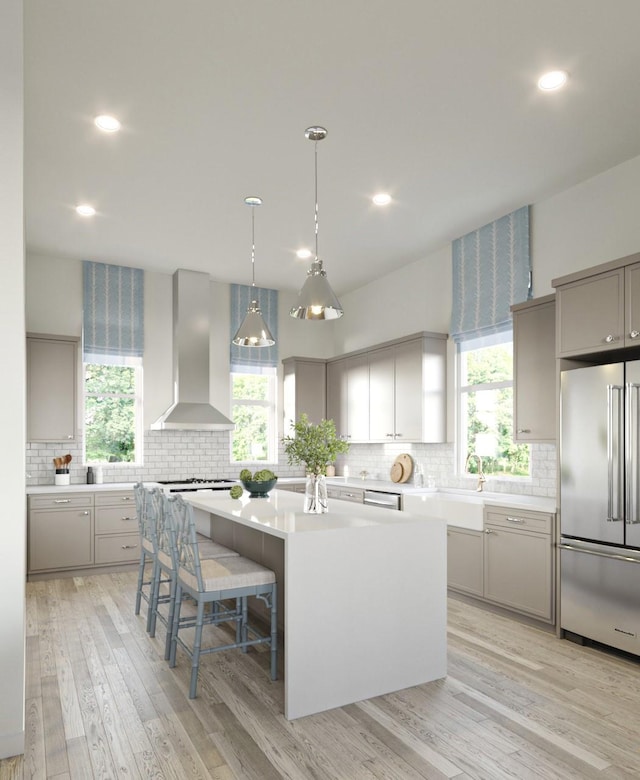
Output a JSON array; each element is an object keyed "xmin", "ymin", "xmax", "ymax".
[
  {"xmin": 559, "ymin": 542, "xmax": 640, "ymax": 564},
  {"xmin": 607, "ymin": 384, "xmax": 624, "ymax": 522},
  {"xmin": 626, "ymin": 382, "xmax": 640, "ymax": 525}
]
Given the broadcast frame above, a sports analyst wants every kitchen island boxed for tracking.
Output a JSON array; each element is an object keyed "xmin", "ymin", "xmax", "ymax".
[{"xmin": 185, "ymin": 489, "xmax": 447, "ymax": 720}]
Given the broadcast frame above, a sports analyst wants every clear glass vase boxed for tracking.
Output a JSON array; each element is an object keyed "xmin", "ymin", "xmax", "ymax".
[{"xmin": 304, "ymin": 473, "xmax": 328, "ymax": 513}]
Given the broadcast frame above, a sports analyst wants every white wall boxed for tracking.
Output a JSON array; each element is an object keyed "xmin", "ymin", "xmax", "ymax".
[
  {"xmin": 332, "ymin": 244, "xmax": 452, "ymax": 354},
  {"xmin": 0, "ymin": 0, "xmax": 25, "ymax": 759},
  {"xmin": 533, "ymin": 154, "xmax": 640, "ymax": 295}
]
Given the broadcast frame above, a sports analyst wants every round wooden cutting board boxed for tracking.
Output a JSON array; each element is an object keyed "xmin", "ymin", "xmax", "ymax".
[
  {"xmin": 390, "ymin": 462, "xmax": 404, "ymax": 483},
  {"xmin": 394, "ymin": 453, "xmax": 413, "ymax": 483}
]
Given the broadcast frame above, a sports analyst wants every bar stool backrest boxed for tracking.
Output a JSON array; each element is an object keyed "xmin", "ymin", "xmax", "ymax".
[
  {"xmin": 168, "ymin": 494, "xmax": 205, "ymax": 592},
  {"xmin": 134, "ymin": 482, "xmax": 159, "ymax": 552}
]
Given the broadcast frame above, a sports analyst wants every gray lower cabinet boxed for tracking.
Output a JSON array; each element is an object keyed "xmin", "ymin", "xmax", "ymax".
[
  {"xmin": 28, "ymin": 488, "xmax": 139, "ymax": 575},
  {"xmin": 326, "ymin": 486, "xmax": 364, "ymax": 503},
  {"xmin": 28, "ymin": 494, "xmax": 93, "ymax": 572},
  {"xmin": 447, "ymin": 527, "xmax": 483, "ymax": 597},
  {"xmin": 94, "ymin": 490, "xmax": 139, "ymax": 564},
  {"xmin": 447, "ymin": 505, "xmax": 555, "ymax": 624},
  {"xmin": 483, "ymin": 506, "xmax": 554, "ymax": 622}
]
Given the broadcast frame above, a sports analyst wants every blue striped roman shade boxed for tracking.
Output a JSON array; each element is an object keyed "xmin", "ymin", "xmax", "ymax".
[
  {"xmin": 230, "ymin": 283, "xmax": 278, "ymax": 373},
  {"xmin": 83, "ymin": 261, "xmax": 144, "ymax": 364},
  {"xmin": 450, "ymin": 206, "xmax": 531, "ymax": 344}
]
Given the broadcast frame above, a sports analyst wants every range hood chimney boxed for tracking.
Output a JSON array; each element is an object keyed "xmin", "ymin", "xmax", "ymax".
[{"xmin": 151, "ymin": 269, "xmax": 235, "ymax": 431}]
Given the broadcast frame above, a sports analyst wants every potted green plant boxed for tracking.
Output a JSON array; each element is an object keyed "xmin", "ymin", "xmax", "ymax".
[{"xmin": 282, "ymin": 414, "xmax": 350, "ymax": 513}]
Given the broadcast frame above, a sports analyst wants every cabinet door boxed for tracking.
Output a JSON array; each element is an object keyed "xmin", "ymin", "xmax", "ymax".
[
  {"xmin": 27, "ymin": 336, "xmax": 78, "ymax": 442},
  {"xmin": 283, "ymin": 358, "xmax": 326, "ymax": 428},
  {"xmin": 326, "ymin": 359, "xmax": 348, "ymax": 438},
  {"xmin": 368, "ymin": 347, "xmax": 395, "ymax": 441},
  {"xmin": 447, "ymin": 528, "xmax": 483, "ymax": 597},
  {"xmin": 29, "ymin": 509, "xmax": 93, "ymax": 571},
  {"xmin": 394, "ymin": 339, "xmax": 422, "ymax": 441},
  {"xmin": 483, "ymin": 525, "xmax": 552, "ymax": 620},
  {"xmin": 347, "ymin": 353, "xmax": 369, "ymax": 441},
  {"xmin": 513, "ymin": 298, "xmax": 556, "ymax": 442},
  {"xmin": 556, "ymin": 270, "xmax": 624, "ymax": 357},
  {"xmin": 625, "ymin": 261, "xmax": 640, "ymax": 346}
]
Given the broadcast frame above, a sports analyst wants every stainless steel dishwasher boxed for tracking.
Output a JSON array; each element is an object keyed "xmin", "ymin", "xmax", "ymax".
[{"xmin": 363, "ymin": 490, "xmax": 402, "ymax": 511}]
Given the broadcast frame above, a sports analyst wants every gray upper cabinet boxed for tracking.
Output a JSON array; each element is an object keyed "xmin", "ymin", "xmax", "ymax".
[
  {"xmin": 27, "ymin": 334, "xmax": 79, "ymax": 442},
  {"xmin": 326, "ymin": 354, "xmax": 369, "ymax": 441},
  {"xmin": 512, "ymin": 295, "xmax": 556, "ymax": 442},
  {"xmin": 287, "ymin": 331, "xmax": 446, "ymax": 444},
  {"xmin": 326, "ymin": 358, "xmax": 348, "ymax": 437},
  {"xmin": 553, "ymin": 253, "xmax": 640, "ymax": 357},
  {"xmin": 354, "ymin": 332, "xmax": 446, "ymax": 443},
  {"xmin": 282, "ymin": 357, "xmax": 327, "ymax": 430}
]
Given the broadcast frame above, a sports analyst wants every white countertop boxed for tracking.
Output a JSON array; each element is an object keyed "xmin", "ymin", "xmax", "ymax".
[
  {"xmin": 26, "ymin": 482, "xmax": 151, "ymax": 494},
  {"xmin": 185, "ymin": 488, "xmax": 435, "ymax": 540}
]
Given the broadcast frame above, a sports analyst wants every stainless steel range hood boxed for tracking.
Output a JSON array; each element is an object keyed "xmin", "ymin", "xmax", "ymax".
[{"xmin": 151, "ymin": 269, "xmax": 235, "ymax": 431}]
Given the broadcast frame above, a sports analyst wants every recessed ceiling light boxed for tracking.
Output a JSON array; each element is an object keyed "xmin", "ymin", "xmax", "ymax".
[
  {"xmin": 372, "ymin": 193, "xmax": 392, "ymax": 206},
  {"xmin": 76, "ymin": 204, "xmax": 96, "ymax": 217},
  {"xmin": 537, "ymin": 70, "xmax": 569, "ymax": 91},
  {"xmin": 296, "ymin": 248, "xmax": 312, "ymax": 259},
  {"xmin": 94, "ymin": 114, "xmax": 121, "ymax": 132}
]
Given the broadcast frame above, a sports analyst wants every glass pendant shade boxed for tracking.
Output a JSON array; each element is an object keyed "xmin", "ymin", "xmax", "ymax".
[
  {"xmin": 291, "ymin": 126, "xmax": 343, "ymax": 320},
  {"xmin": 290, "ymin": 260, "xmax": 343, "ymax": 320},
  {"xmin": 233, "ymin": 300, "xmax": 275, "ymax": 346},
  {"xmin": 232, "ymin": 196, "xmax": 275, "ymax": 347}
]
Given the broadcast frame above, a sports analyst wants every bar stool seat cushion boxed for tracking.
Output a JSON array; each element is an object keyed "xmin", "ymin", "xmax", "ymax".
[
  {"xmin": 157, "ymin": 538, "xmax": 238, "ymax": 570},
  {"xmin": 181, "ymin": 555, "xmax": 276, "ymax": 593}
]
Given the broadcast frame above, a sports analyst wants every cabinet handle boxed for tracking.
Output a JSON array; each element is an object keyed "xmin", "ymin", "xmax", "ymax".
[
  {"xmin": 631, "ymin": 330, "xmax": 640, "ymax": 339},
  {"xmin": 121, "ymin": 497, "xmax": 134, "ymax": 501},
  {"xmin": 66, "ymin": 434, "xmax": 73, "ymax": 439},
  {"xmin": 121, "ymin": 544, "xmax": 137, "ymax": 550},
  {"xmin": 506, "ymin": 516, "xmax": 525, "ymax": 523},
  {"xmin": 605, "ymin": 334, "xmax": 620, "ymax": 344},
  {"xmin": 386, "ymin": 433, "xmax": 394, "ymax": 438},
  {"xmin": 81, "ymin": 511, "xmax": 90, "ymax": 516},
  {"xmin": 53, "ymin": 499, "xmax": 71, "ymax": 504},
  {"xmin": 121, "ymin": 516, "xmax": 136, "ymax": 521},
  {"xmin": 516, "ymin": 428, "xmax": 531, "ymax": 434},
  {"xmin": 484, "ymin": 529, "xmax": 495, "ymax": 534},
  {"xmin": 395, "ymin": 433, "xmax": 402, "ymax": 438}
]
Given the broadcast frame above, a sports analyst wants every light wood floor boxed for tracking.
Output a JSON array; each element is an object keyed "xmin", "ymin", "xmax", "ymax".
[{"xmin": 2, "ymin": 572, "xmax": 640, "ymax": 779}]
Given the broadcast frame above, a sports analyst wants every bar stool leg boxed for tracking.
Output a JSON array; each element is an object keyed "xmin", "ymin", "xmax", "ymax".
[
  {"xmin": 270, "ymin": 584, "xmax": 278, "ymax": 681},
  {"xmin": 189, "ymin": 601, "xmax": 206, "ymax": 699}
]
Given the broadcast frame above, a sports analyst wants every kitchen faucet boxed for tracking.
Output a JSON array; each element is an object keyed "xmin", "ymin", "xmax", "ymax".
[{"xmin": 465, "ymin": 453, "xmax": 486, "ymax": 492}]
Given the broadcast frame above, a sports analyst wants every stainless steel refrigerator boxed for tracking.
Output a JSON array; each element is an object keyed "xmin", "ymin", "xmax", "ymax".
[{"xmin": 560, "ymin": 361, "xmax": 640, "ymax": 656}]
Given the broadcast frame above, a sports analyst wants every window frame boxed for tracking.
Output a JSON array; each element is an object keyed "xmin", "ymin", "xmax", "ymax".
[
  {"xmin": 83, "ymin": 360, "xmax": 144, "ymax": 466},
  {"xmin": 230, "ymin": 370, "xmax": 278, "ymax": 464},
  {"xmin": 456, "ymin": 332, "xmax": 530, "ymax": 481}
]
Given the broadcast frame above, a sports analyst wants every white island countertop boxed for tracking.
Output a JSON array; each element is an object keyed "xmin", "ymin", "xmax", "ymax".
[
  {"xmin": 185, "ymin": 488, "xmax": 425, "ymax": 539},
  {"xmin": 184, "ymin": 489, "xmax": 447, "ymax": 720}
]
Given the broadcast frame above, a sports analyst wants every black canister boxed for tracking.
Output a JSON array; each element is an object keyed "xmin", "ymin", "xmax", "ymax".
[{"xmin": 86, "ymin": 466, "xmax": 95, "ymax": 484}]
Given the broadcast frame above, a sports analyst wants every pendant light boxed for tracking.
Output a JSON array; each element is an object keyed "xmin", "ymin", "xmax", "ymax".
[
  {"xmin": 232, "ymin": 196, "xmax": 275, "ymax": 347},
  {"xmin": 290, "ymin": 126, "xmax": 344, "ymax": 320}
]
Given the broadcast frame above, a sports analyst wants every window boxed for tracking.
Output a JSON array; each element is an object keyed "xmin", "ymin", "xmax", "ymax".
[
  {"xmin": 231, "ymin": 371, "xmax": 277, "ymax": 463},
  {"xmin": 458, "ymin": 334, "xmax": 530, "ymax": 478},
  {"xmin": 84, "ymin": 361, "xmax": 143, "ymax": 464}
]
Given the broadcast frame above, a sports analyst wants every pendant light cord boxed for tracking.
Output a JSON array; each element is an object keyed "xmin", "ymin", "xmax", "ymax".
[
  {"xmin": 314, "ymin": 138, "xmax": 319, "ymax": 262},
  {"xmin": 251, "ymin": 205, "xmax": 256, "ymax": 287}
]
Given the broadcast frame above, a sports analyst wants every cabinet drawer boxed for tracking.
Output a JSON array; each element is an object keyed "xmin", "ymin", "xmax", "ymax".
[
  {"xmin": 95, "ymin": 491, "xmax": 136, "ymax": 507},
  {"xmin": 95, "ymin": 533, "xmax": 140, "ymax": 564},
  {"xmin": 29, "ymin": 494, "xmax": 93, "ymax": 510},
  {"xmin": 485, "ymin": 506, "xmax": 552, "ymax": 535},
  {"xmin": 95, "ymin": 505, "xmax": 139, "ymax": 534}
]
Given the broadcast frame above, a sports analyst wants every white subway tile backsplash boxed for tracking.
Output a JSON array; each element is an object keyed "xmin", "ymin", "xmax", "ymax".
[{"xmin": 26, "ymin": 431, "xmax": 557, "ymax": 498}]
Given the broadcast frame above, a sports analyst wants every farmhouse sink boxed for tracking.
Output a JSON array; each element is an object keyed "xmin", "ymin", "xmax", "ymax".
[{"xmin": 403, "ymin": 492, "xmax": 485, "ymax": 530}]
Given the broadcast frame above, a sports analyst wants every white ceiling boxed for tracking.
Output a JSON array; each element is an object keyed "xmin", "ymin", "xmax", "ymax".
[{"xmin": 24, "ymin": 1, "xmax": 640, "ymax": 296}]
